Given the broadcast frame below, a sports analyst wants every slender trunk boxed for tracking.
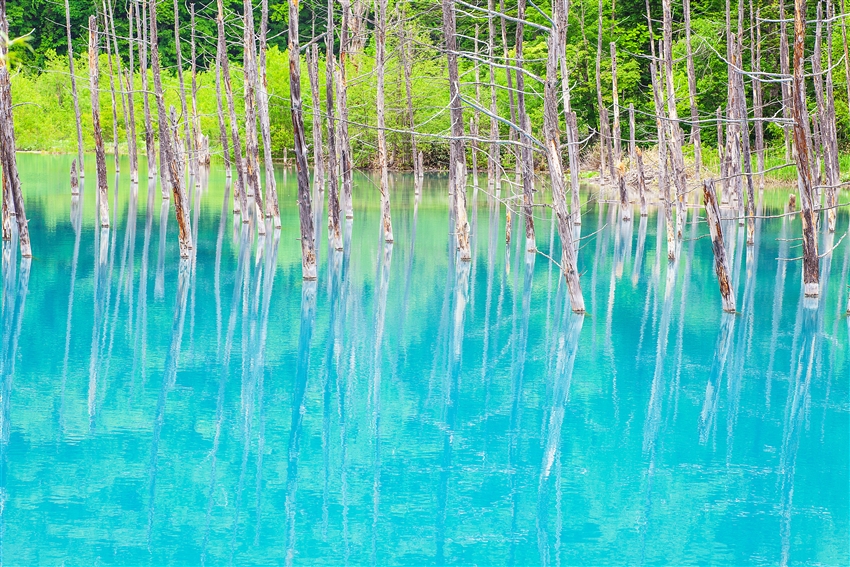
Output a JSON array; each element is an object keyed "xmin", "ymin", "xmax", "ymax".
[
  {"xmin": 752, "ymin": 4, "xmax": 765, "ymax": 191},
  {"xmin": 684, "ymin": 0, "xmax": 701, "ymax": 178},
  {"xmin": 618, "ymin": 167, "xmax": 631, "ymax": 221},
  {"xmin": 841, "ymin": 0, "xmax": 850, "ymax": 110},
  {"xmin": 610, "ymin": 41, "xmax": 621, "ymax": 162},
  {"xmin": 243, "ymin": 0, "xmax": 264, "ymax": 230},
  {"xmin": 288, "ymin": 0, "xmax": 317, "ymax": 279},
  {"xmin": 103, "ymin": 6, "xmax": 121, "ymax": 173},
  {"xmin": 71, "ymin": 159, "xmax": 79, "ymax": 195},
  {"xmin": 89, "ymin": 15, "xmax": 110, "ymax": 228},
  {"xmin": 780, "ymin": 0, "xmax": 793, "ymax": 161},
  {"xmin": 703, "ymin": 180, "xmax": 736, "ymax": 313},
  {"xmin": 735, "ymin": 40, "xmax": 755, "ymax": 246},
  {"xmin": 662, "ymin": 0, "xmax": 686, "ymax": 240},
  {"xmin": 150, "ymin": 0, "xmax": 192, "ymax": 257},
  {"xmin": 442, "ymin": 0, "xmax": 471, "ymax": 260},
  {"xmin": 307, "ymin": 44, "xmax": 325, "ymax": 189},
  {"xmin": 174, "ymin": 0, "xmax": 194, "ymax": 180},
  {"xmin": 339, "ymin": 0, "xmax": 354, "ymax": 218},
  {"xmin": 636, "ymin": 147, "xmax": 648, "ymax": 216},
  {"xmin": 137, "ymin": 0, "xmax": 156, "ymax": 180},
  {"xmin": 791, "ymin": 0, "xmax": 819, "ymax": 297},
  {"xmin": 629, "ymin": 103, "xmax": 635, "ymax": 163},
  {"xmin": 325, "ymin": 0, "xmax": 342, "ymax": 250},
  {"xmin": 544, "ymin": 0, "xmax": 584, "ymax": 312},
  {"xmin": 820, "ymin": 0, "xmax": 839, "ymax": 232},
  {"xmin": 515, "ymin": 0, "xmax": 536, "ymax": 252},
  {"xmin": 216, "ymin": 0, "xmax": 248, "ymax": 219},
  {"xmin": 214, "ymin": 20, "xmax": 231, "ymax": 177},
  {"xmin": 0, "ymin": 0, "xmax": 31, "ymax": 256},
  {"xmin": 258, "ymin": 0, "xmax": 279, "ymax": 226},
  {"xmin": 471, "ymin": 25, "xmax": 481, "ymax": 191},
  {"xmin": 123, "ymin": 0, "xmax": 139, "ymax": 181},
  {"xmin": 64, "ymin": 0, "xmax": 85, "ymax": 178},
  {"xmin": 500, "ymin": 0, "xmax": 518, "ymax": 234},
  {"xmin": 190, "ymin": 5, "xmax": 206, "ymax": 168},
  {"xmin": 399, "ymin": 15, "xmax": 420, "ymax": 180},
  {"xmin": 106, "ymin": 0, "xmax": 135, "ymax": 180},
  {"xmin": 1, "ymin": 169, "xmax": 10, "ymax": 241},
  {"xmin": 596, "ymin": 0, "xmax": 607, "ymax": 181},
  {"xmin": 566, "ymin": 111, "xmax": 582, "ymax": 225},
  {"xmin": 375, "ymin": 0, "xmax": 393, "ymax": 242}
]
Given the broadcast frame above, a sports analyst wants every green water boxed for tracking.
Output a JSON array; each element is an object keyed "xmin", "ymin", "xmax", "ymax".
[{"xmin": 1, "ymin": 153, "xmax": 848, "ymax": 565}]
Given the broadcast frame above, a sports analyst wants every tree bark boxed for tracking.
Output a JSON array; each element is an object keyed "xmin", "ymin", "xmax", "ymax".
[
  {"xmin": 566, "ymin": 111, "xmax": 582, "ymax": 225},
  {"xmin": 307, "ymin": 44, "xmax": 324, "ymax": 190},
  {"xmin": 190, "ymin": 4, "xmax": 206, "ymax": 168},
  {"xmin": 103, "ymin": 5, "xmax": 121, "ymax": 174},
  {"xmin": 375, "ymin": 0, "xmax": 393, "ymax": 242},
  {"xmin": 544, "ymin": 0, "xmax": 584, "ymax": 313},
  {"xmin": 243, "ymin": 0, "xmax": 265, "ymax": 233},
  {"xmin": 442, "ymin": 0, "xmax": 471, "ymax": 260},
  {"xmin": 618, "ymin": 166, "xmax": 631, "ymax": 221},
  {"xmin": 628, "ymin": 103, "xmax": 635, "ymax": 163},
  {"xmin": 216, "ymin": 0, "xmax": 248, "ymax": 219},
  {"xmin": 214, "ymin": 13, "xmax": 231, "ymax": 178},
  {"xmin": 0, "ymin": 0, "xmax": 31, "ymax": 256},
  {"xmin": 89, "ymin": 15, "xmax": 110, "ymax": 228},
  {"xmin": 779, "ymin": 0, "xmax": 793, "ymax": 161},
  {"xmin": 841, "ymin": 0, "xmax": 850, "ymax": 110},
  {"xmin": 106, "ymin": 0, "xmax": 136, "ymax": 181},
  {"xmin": 325, "ymin": 0, "xmax": 342, "ymax": 250},
  {"xmin": 123, "ymin": 0, "xmax": 139, "ymax": 181},
  {"xmin": 399, "ymin": 15, "xmax": 420, "ymax": 181},
  {"xmin": 137, "ymin": 0, "xmax": 156, "ymax": 181},
  {"xmin": 338, "ymin": 0, "xmax": 355, "ymax": 219},
  {"xmin": 514, "ymin": 0, "xmax": 535, "ymax": 252},
  {"xmin": 258, "ymin": 0, "xmax": 280, "ymax": 226},
  {"xmin": 289, "ymin": 0, "xmax": 317, "ymax": 280},
  {"xmin": 64, "ymin": 0, "xmax": 85, "ymax": 178},
  {"xmin": 817, "ymin": 0, "xmax": 839, "ymax": 232},
  {"xmin": 703, "ymin": 179, "xmax": 736, "ymax": 313},
  {"xmin": 174, "ymin": 0, "xmax": 194, "ymax": 180},
  {"xmin": 752, "ymin": 4, "xmax": 765, "ymax": 191},
  {"xmin": 791, "ymin": 0, "xmax": 820, "ymax": 297},
  {"xmin": 636, "ymin": 147, "xmax": 648, "ymax": 216},
  {"xmin": 662, "ymin": 0, "xmax": 687, "ymax": 240},
  {"xmin": 683, "ymin": 0, "xmax": 701, "ymax": 178},
  {"xmin": 150, "ymin": 0, "xmax": 192, "ymax": 257},
  {"xmin": 596, "ymin": 0, "xmax": 607, "ymax": 181},
  {"xmin": 610, "ymin": 41, "xmax": 621, "ymax": 162}
]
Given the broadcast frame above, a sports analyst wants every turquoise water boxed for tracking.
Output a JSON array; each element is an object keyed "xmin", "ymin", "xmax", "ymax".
[{"xmin": 1, "ymin": 153, "xmax": 848, "ymax": 565}]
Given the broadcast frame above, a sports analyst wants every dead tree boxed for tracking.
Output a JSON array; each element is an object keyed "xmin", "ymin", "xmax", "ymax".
[
  {"xmin": 628, "ymin": 103, "xmax": 636, "ymax": 162},
  {"xmin": 442, "ymin": 0, "xmax": 471, "ymax": 260},
  {"xmin": 514, "ymin": 0, "xmax": 535, "ymax": 252},
  {"xmin": 338, "ymin": 0, "xmax": 355, "ymax": 218},
  {"xmin": 662, "ymin": 0, "xmax": 687, "ymax": 239},
  {"xmin": 64, "ymin": 0, "xmax": 85, "ymax": 178},
  {"xmin": 683, "ymin": 0, "xmax": 701, "ymax": 178},
  {"xmin": 566, "ymin": 111, "xmax": 582, "ymax": 225},
  {"xmin": 243, "ymin": 0, "xmax": 264, "ymax": 230},
  {"xmin": 595, "ymin": 0, "xmax": 608, "ymax": 181},
  {"xmin": 288, "ymin": 0, "xmax": 317, "ymax": 279},
  {"xmin": 791, "ymin": 0, "xmax": 820, "ymax": 297},
  {"xmin": 471, "ymin": 25, "xmax": 481, "ymax": 191},
  {"xmin": 752, "ymin": 4, "xmax": 765, "ymax": 191},
  {"xmin": 150, "ymin": 0, "xmax": 192, "ymax": 257},
  {"xmin": 375, "ymin": 0, "xmax": 393, "ymax": 242},
  {"xmin": 89, "ymin": 15, "xmax": 110, "ymax": 228},
  {"xmin": 703, "ymin": 180, "xmax": 736, "ymax": 313},
  {"xmin": 732, "ymin": 38, "xmax": 755, "ymax": 245},
  {"xmin": 71, "ymin": 159, "xmax": 80, "ymax": 195},
  {"xmin": 216, "ymin": 0, "xmax": 248, "ymax": 218},
  {"xmin": 815, "ymin": 0, "xmax": 839, "ymax": 233},
  {"xmin": 258, "ymin": 0, "xmax": 279, "ymax": 226},
  {"xmin": 137, "ymin": 0, "xmax": 156, "ymax": 180},
  {"xmin": 399, "ymin": 15, "xmax": 420, "ymax": 181},
  {"xmin": 779, "ymin": 0, "xmax": 793, "ymax": 160},
  {"xmin": 636, "ymin": 147, "xmax": 648, "ymax": 216},
  {"xmin": 544, "ymin": 0, "xmax": 584, "ymax": 312},
  {"xmin": 618, "ymin": 165, "xmax": 631, "ymax": 221},
  {"xmin": 190, "ymin": 4, "xmax": 207, "ymax": 168},
  {"xmin": 841, "ymin": 0, "xmax": 850, "ymax": 107},
  {"xmin": 0, "ymin": 0, "xmax": 31, "ymax": 256},
  {"xmin": 307, "ymin": 43, "xmax": 324, "ymax": 191},
  {"xmin": 103, "ymin": 7, "xmax": 121, "ymax": 173},
  {"xmin": 325, "ymin": 0, "xmax": 342, "ymax": 250},
  {"xmin": 174, "ymin": 0, "xmax": 194, "ymax": 180},
  {"xmin": 213, "ymin": 15, "xmax": 231, "ymax": 178},
  {"xmin": 610, "ymin": 42, "xmax": 621, "ymax": 162},
  {"xmin": 121, "ymin": 0, "xmax": 139, "ymax": 182},
  {"xmin": 105, "ymin": 0, "xmax": 135, "ymax": 180}
]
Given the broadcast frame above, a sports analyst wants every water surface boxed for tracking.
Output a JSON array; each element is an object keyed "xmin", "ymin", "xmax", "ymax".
[{"xmin": 2, "ymin": 154, "xmax": 848, "ymax": 565}]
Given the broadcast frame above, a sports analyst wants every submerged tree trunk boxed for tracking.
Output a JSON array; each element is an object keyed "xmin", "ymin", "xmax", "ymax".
[
  {"xmin": 174, "ymin": 0, "xmax": 194, "ymax": 181},
  {"xmin": 752, "ymin": 4, "xmax": 765, "ymax": 191},
  {"xmin": 121, "ymin": 0, "xmax": 139, "ymax": 182},
  {"xmin": 216, "ymin": 0, "xmax": 248, "ymax": 219},
  {"xmin": 703, "ymin": 180, "xmax": 736, "ymax": 313},
  {"xmin": 544, "ymin": 0, "xmax": 584, "ymax": 312},
  {"xmin": 399, "ymin": 15, "xmax": 420, "ymax": 181},
  {"xmin": 258, "ymin": 0, "xmax": 280, "ymax": 226},
  {"xmin": 791, "ymin": 0, "xmax": 819, "ymax": 297},
  {"xmin": 89, "ymin": 16, "xmax": 110, "ymax": 228},
  {"xmin": 190, "ymin": 4, "xmax": 207, "ymax": 169},
  {"xmin": 442, "ymin": 0, "xmax": 471, "ymax": 260},
  {"xmin": 103, "ymin": 6, "xmax": 121, "ymax": 174},
  {"xmin": 243, "ymin": 0, "xmax": 264, "ymax": 233},
  {"xmin": 150, "ymin": 0, "xmax": 192, "ymax": 257},
  {"xmin": 375, "ymin": 0, "xmax": 393, "ymax": 242},
  {"xmin": 779, "ymin": 0, "xmax": 793, "ymax": 161},
  {"xmin": 338, "ymin": 0, "xmax": 355, "ymax": 219},
  {"xmin": 214, "ymin": 21, "xmax": 231, "ymax": 178},
  {"xmin": 288, "ymin": 0, "xmax": 317, "ymax": 279},
  {"xmin": 307, "ymin": 44, "xmax": 325, "ymax": 190},
  {"xmin": 610, "ymin": 41, "xmax": 621, "ymax": 162},
  {"xmin": 137, "ymin": 0, "xmax": 156, "ymax": 180},
  {"xmin": 64, "ymin": 0, "xmax": 85, "ymax": 178},
  {"xmin": 514, "ymin": 0, "xmax": 535, "ymax": 252},
  {"xmin": 0, "ymin": 0, "xmax": 31, "ymax": 256},
  {"xmin": 636, "ymin": 147, "xmax": 648, "ymax": 216},
  {"xmin": 325, "ymin": 0, "xmax": 342, "ymax": 251},
  {"xmin": 662, "ymin": 0, "xmax": 686, "ymax": 240}
]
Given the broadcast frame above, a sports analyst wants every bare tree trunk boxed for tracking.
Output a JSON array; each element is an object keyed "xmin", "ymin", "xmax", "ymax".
[
  {"xmin": 779, "ymin": 0, "xmax": 793, "ymax": 161},
  {"xmin": 566, "ymin": 111, "xmax": 582, "ymax": 225},
  {"xmin": 629, "ymin": 103, "xmax": 636, "ymax": 163},
  {"xmin": 122, "ymin": 0, "xmax": 139, "ymax": 182},
  {"xmin": 499, "ymin": 0, "xmax": 518, "ymax": 182},
  {"xmin": 662, "ymin": 0, "xmax": 687, "ymax": 240},
  {"xmin": 137, "ymin": 0, "xmax": 156, "ymax": 180},
  {"xmin": 596, "ymin": 0, "xmax": 607, "ymax": 181},
  {"xmin": 190, "ymin": 4, "xmax": 206, "ymax": 168},
  {"xmin": 791, "ymin": 0, "xmax": 820, "ymax": 297},
  {"xmin": 618, "ymin": 167, "xmax": 631, "ymax": 221},
  {"xmin": 106, "ymin": 0, "xmax": 135, "ymax": 181},
  {"xmin": 841, "ymin": 0, "xmax": 850, "ymax": 109},
  {"xmin": 0, "ymin": 0, "xmax": 31, "ymax": 256},
  {"xmin": 471, "ymin": 25, "xmax": 481, "ymax": 192},
  {"xmin": 818, "ymin": 0, "xmax": 840, "ymax": 232},
  {"xmin": 71, "ymin": 159, "xmax": 79, "ymax": 195},
  {"xmin": 734, "ymin": 39, "xmax": 755, "ymax": 246},
  {"xmin": 375, "ymin": 0, "xmax": 393, "ymax": 242},
  {"xmin": 610, "ymin": 41, "xmax": 621, "ymax": 162},
  {"xmin": 307, "ymin": 44, "xmax": 325, "ymax": 189},
  {"xmin": 288, "ymin": 0, "xmax": 317, "ymax": 279},
  {"xmin": 752, "ymin": 4, "xmax": 765, "ymax": 191},
  {"xmin": 174, "ymin": 0, "xmax": 194, "ymax": 180},
  {"xmin": 150, "ymin": 0, "xmax": 192, "ymax": 257},
  {"xmin": 703, "ymin": 180, "xmax": 736, "ymax": 313},
  {"xmin": 442, "ymin": 0, "xmax": 471, "ymax": 260},
  {"xmin": 89, "ymin": 15, "xmax": 110, "ymax": 228},
  {"xmin": 514, "ymin": 0, "xmax": 535, "ymax": 252},
  {"xmin": 544, "ymin": 0, "xmax": 584, "ymax": 312},
  {"xmin": 103, "ymin": 6, "xmax": 121, "ymax": 173},
  {"xmin": 338, "ymin": 0, "xmax": 355, "ymax": 219},
  {"xmin": 325, "ymin": 0, "xmax": 342, "ymax": 250},
  {"xmin": 684, "ymin": 0, "xmax": 701, "ymax": 178},
  {"xmin": 485, "ymin": 6, "xmax": 499, "ymax": 196},
  {"xmin": 1, "ymin": 170, "xmax": 10, "ymax": 241},
  {"xmin": 636, "ymin": 147, "xmax": 648, "ymax": 216},
  {"xmin": 399, "ymin": 15, "xmax": 420, "ymax": 181},
  {"xmin": 216, "ymin": 0, "xmax": 248, "ymax": 219},
  {"xmin": 243, "ymin": 0, "xmax": 264, "ymax": 230},
  {"xmin": 64, "ymin": 0, "xmax": 85, "ymax": 178},
  {"xmin": 258, "ymin": 0, "xmax": 279, "ymax": 226},
  {"xmin": 214, "ymin": 21, "xmax": 231, "ymax": 178}
]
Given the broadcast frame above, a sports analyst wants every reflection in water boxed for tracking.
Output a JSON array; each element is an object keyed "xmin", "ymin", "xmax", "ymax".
[{"xmin": 1, "ymin": 159, "xmax": 848, "ymax": 565}]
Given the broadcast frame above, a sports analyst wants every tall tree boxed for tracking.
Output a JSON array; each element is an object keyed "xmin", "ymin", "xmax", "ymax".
[
  {"xmin": 375, "ymin": 0, "xmax": 393, "ymax": 242},
  {"xmin": 64, "ymin": 0, "xmax": 85, "ymax": 178}
]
